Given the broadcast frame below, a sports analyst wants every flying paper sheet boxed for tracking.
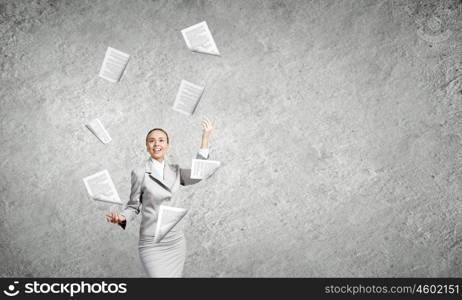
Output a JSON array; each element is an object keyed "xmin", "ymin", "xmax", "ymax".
[
  {"xmin": 85, "ymin": 118, "xmax": 112, "ymax": 144},
  {"xmin": 181, "ymin": 21, "xmax": 220, "ymax": 56},
  {"xmin": 98, "ymin": 47, "xmax": 130, "ymax": 82},
  {"xmin": 190, "ymin": 159, "xmax": 221, "ymax": 179},
  {"xmin": 154, "ymin": 205, "xmax": 188, "ymax": 243},
  {"xmin": 172, "ymin": 80, "xmax": 205, "ymax": 115},
  {"xmin": 83, "ymin": 170, "xmax": 122, "ymax": 205}
]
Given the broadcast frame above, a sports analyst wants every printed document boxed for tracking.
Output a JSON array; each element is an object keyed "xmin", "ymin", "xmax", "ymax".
[
  {"xmin": 154, "ymin": 205, "xmax": 188, "ymax": 243},
  {"xmin": 98, "ymin": 47, "xmax": 130, "ymax": 82},
  {"xmin": 181, "ymin": 21, "xmax": 220, "ymax": 56},
  {"xmin": 190, "ymin": 159, "xmax": 221, "ymax": 179},
  {"xmin": 172, "ymin": 80, "xmax": 205, "ymax": 115},
  {"xmin": 83, "ymin": 170, "xmax": 122, "ymax": 205},
  {"xmin": 85, "ymin": 118, "xmax": 112, "ymax": 144}
]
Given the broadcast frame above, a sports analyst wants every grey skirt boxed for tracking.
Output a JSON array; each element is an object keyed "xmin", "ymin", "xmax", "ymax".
[{"xmin": 138, "ymin": 230, "xmax": 186, "ymax": 278}]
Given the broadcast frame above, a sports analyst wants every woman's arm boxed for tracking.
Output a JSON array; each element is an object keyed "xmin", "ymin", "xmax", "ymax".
[
  {"xmin": 200, "ymin": 118, "xmax": 214, "ymax": 149},
  {"xmin": 119, "ymin": 168, "xmax": 144, "ymax": 228},
  {"xmin": 106, "ymin": 168, "xmax": 143, "ymax": 229},
  {"xmin": 180, "ymin": 118, "xmax": 215, "ymax": 186}
]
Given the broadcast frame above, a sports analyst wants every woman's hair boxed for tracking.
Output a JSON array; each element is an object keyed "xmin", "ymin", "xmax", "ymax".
[{"xmin": 146, "ymin": 128, "xmax": 169, "ymax": 144}]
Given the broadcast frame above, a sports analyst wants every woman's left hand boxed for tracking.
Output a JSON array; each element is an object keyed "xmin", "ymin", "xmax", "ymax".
[{"xmin": 202, "ymin": 117, "xmax": 215, "ymax": 136}]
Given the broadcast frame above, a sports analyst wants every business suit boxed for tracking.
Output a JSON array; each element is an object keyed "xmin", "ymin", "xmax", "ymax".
[{"xmin": 119, "ymin": 150, "xmax": 208, "ymax": 277}]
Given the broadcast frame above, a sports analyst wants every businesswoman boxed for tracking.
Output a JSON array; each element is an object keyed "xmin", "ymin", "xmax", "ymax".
[{"xmin": 105, "ymin": 118, "xmax": 215, "ymax": 277}]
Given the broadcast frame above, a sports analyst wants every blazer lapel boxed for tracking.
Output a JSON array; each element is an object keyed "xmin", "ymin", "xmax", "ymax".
[
  {"xmin": 163, "ymin": 161, "xmax": 177, "ymax": 192},
  {"xmin": 145, "ymin": 158, "xmax": 176, "ymax": 194}
]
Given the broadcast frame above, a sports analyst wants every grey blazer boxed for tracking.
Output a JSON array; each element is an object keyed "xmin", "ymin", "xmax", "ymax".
[{"xmin": 119, "ymin": 151, "xmax": 208, "ymax": 237}]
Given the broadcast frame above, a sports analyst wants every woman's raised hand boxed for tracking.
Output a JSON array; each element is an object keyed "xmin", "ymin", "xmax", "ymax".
[
  {"xmin": 106, "ymin": 212, "xmax": 126, "ymax": 224},
  {"xmin": 201, "ymin": 117, "xmax": 215, "ymax": 135}
]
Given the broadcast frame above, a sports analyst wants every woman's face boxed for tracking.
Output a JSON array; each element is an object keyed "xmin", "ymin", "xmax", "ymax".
[{"xmin": 146, "ymin": 130, "xmax": 169, "ymax": 161}]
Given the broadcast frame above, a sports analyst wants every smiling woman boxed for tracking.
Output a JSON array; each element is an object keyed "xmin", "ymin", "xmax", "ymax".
[
  {"xmin": 105, "ymin": 118, "xmax": 216, "ymax": 277},
  {"xmin": 146, "ymin": 128, "xmax": 170, "ymax": 162}
]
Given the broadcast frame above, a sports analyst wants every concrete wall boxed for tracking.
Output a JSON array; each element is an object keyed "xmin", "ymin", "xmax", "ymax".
[{"xmin": 1, "ymin": 0, "xmax": 461, "ymax": 277}]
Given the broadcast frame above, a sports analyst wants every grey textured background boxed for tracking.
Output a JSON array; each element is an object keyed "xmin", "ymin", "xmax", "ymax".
[{"xmin": 1, "ymin": 0, "xmax": 462, "ymax": 277}]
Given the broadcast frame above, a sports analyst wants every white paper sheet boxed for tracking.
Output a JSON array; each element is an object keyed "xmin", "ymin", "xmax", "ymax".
[
  {"xmin": 83, "ymin": 170, "xmax": 122, "ymax": 205},
  {"xmin": 181, "ymin": 21, "xmax": 220, "ymax": 56},
  {"xmin": 98, "ymin": 47, "xmax": 130, "ymax": 82},
  {"xmin": 190, "ymin": 159, "xmax": 221, "ymax": 179},
  {"xmin": 172, "ymin": 80, "xmax": 205, "ymax": 115},
  {"xmin": 154, "ymin": 205, "xmax": 188, "ymax": 243},
  {"xmin": 85, "ymin": 118, "xmax": 112, "ymax": 144}
]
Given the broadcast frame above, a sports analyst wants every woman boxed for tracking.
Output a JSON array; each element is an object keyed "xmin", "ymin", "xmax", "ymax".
[{"xmin": 105, "ymin": 118, "xmax": 215, "ymax": 277}]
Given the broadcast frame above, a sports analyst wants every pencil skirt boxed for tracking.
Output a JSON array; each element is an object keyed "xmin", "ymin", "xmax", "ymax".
[{"xmin": 138, "ymin": 230, "xmax": 186, "ymax": 278}]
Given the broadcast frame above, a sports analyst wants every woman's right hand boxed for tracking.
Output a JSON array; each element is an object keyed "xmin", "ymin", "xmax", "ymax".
[{"xmin": 106, "ymin": 212, "xmax": 126, "ymax": 224}]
